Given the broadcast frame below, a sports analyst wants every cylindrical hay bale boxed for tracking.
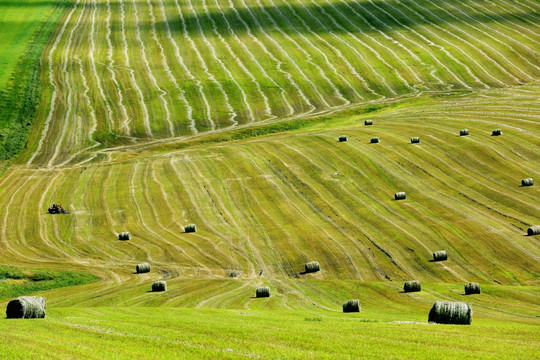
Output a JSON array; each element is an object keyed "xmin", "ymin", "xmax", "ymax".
[
  {"xmin": 136, "ymin": 263, "xmax": 150, "ymax": 274},
  {"xmin": 433, "ymin": 250, "xmax": 447, "ymax": 261},
  {"xmin": 464, "ymin": 282, "xmax": 481, "ymax": 295},
  {"xmin": 305, "ymin": 261, "xmax": 320, "ymax": 273},
  {"xmin": 342, "ymin": 299, "xmax": 360, "ymax": 313},
  {"xmin": 521, "ymin": 178, "xmax": 534, "ymax": 186},
  {"xmin": 256, "ymin": 286, "xmax": 270, "ymax": 298},
  {"xmin": 394, "ymin": 192, "xmax": 406, "ymax": 200},
  {"xmin": 338, "ymin": 136, "xmax": 348, "ymax": 142},
  {"xmin": 428, "ymin": 301, "xmax": 472, "ymax": 325},
  {"xmin": 403, "ymin": 280, "xmax": 421, "ymax": 293},
  {"xmin": 527, "ymin": 225, "xmax": 540, "ymax": 236},
  {"xmin": 370, "ymin": 137, "xmax": 379, "ymax": 143},
  {"xmin": 184, "ymin": 224, "xmax": 196, "ymax": 233},
  {"xmin": 411, "ymin": 137, "xmax": 420, "ymax": 144},
  {"xmin": 492, "ymin": 129, "xmax": 502, "ymax": 136},
  {"xmin": 460, "ymin": 129, "xmax": 469, "ymax": 136},
  {"xmin": 364, "ymin": 120, "xmax": 373, "ymax": 126},
  {"xmin": 6, "ymin": 296, "xmax": 46, "ymax": 319},
  {"xmin": 119, "ymin": 232, "xmax": 130, "ymax": 240},
  {"xmin": 152, "ymin": 281, "xmax": 167, "ymax": 292}
]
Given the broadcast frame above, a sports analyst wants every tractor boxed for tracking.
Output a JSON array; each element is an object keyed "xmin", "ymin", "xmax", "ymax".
[{"xmin": 48, "ymin": 204, "xmax": 66, "ymax": 214}]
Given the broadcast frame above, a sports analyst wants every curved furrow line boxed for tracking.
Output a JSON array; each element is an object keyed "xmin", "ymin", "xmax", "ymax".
[
  {"xmin": 89, "ymin": 0, "xmax": 113, "ymax": 133},
  {"xmin": 105, "ymin": 0, "xmax": 130, "ymax": 134},
  {"xmin": 275, "ymin": 139, "xmax": 416, "ymax": 277},
  {"xmin": 254, "ymin": 0, "xmax": 332, "ymax": 108},
  {"xmin": 398, "ymin": 0, "xmax": 506, "ymax": 87},
  {"xmin": 322, "ymin": 0, "xmax": 424, "ymax": 86},
  {"xmin": 234, "ymin": 0, "xmax": 315, "ymax": 113},
  {"xmin": 169, "ymin": 157, "xmax": 233, "ymax": 266},
  {"xmin": 479, "ymin": 0, "xmax": 540, "ymax": 42},
  {"xmin": 385, "ymin": 0, "xmax": 486, "ymax": 89},
  {"xmin": 495, "ymin": 0, "xmax": 540, "ymax": 24},
  {"xmin": 146, "ymin": 0, "xmax": 185, "ymax": 136},
  {"xmin": 227, "ymin": 0, "xmax": 295, "ymax": 116},
  {"xmin": 131, "ymin": 0, "xmax": 166, "ymax": 137},
  {"xmin": 157, "ymin": 0, "xmax": 205, "ymax": 134},
  {"xmin": 47, "ymin": 1, "xmax": 87, "ymax": 167},
  {"xmin": 201, "ymin": 0, "xmax": 258, "ymax": 123},
  {"xmin": 145, "ymin": 161, "xmax": 211, "ymax": 272},
  {"xmin": 425, "ymin": 0, "xmax": 533, "ymax": 82},
  {"xmin": 195, "ymin": 282, "xmax": 251, "ymax": 308},
  {"xmin": 264, "ymin": 0, "xmax": 351, "ymax": 105},
  {"xmin": 213, "ymin": 0, "xmax": 294, "ymax": 117},
  {"xmin": 343, "ymin": 0, "xmax": 439, "ymax": 86},
  {"xmin": 174, "ymin": 0, "xmax": 230, "ymax": 130},
  {"xmin": 185, "ymin": 0, "xmax": 242, "ymax": 127},
  {"xmin": 118, "ymin": 0, "xmax": 149, "ymax": 136},
  {"xmin": 459, "ymin": 1, "xmax": 540, "ymax": 65},
  {"xmin": 237, "ymin": 144, "xmax": 366, "ymax": 279},
  {"xmin": 299, "ymin": 0, "xmax": 411, "ymax": 93},
  {"xmin": 366, "ymin": 0, "xmax": 469, "ymax": 89},
  {"xmin": 27, "ymin": 0, "xmax": 81, "ymax": 165},
  {"xmin": 270, "ymin": 0, "xmax": 364, "ymax": 101}
]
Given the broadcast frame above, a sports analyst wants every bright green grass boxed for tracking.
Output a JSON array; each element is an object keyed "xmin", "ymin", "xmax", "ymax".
[
  {"xmin": 0, "ymin": 265, "xmax": 99, "ymax": 300},
  {"xmin": 0, "ymin": 307, "xmax": 538, "ymax": 359},
  {"xmin": 0, "ymin": 0, "xmax": 58, "ymax": 88}
]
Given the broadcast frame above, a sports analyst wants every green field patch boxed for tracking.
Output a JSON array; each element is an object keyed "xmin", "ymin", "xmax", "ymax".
[{"xmin": 0, "ymin": 265, "xmax": 99, "ymax": 300}]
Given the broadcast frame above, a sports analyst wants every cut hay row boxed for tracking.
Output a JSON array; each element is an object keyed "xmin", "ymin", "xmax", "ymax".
[{"xmin": 21, "ymin": 0, "xmax": 540, "ymax": 166}]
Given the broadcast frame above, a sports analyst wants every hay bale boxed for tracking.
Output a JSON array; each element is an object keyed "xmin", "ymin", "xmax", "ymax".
[
  {"xmin": 342, "ymin": 299, "xmax": 360, "ymax": 313},
  {"xmin": 228, "ymin": 270, "xmax": 240, "ymax": 278},
  {"xmin": 256, "ymin": 286, "xmax": 270, "ymax": 298},
  {"xmin": 403, "ymin": 280, "xmax": 421, "ymax": 293},
  {"xmin": 6, "ymin": 296, "xmax": 46, "ymax": 319},
  {"xmin": 339, "ymin": 136, "xmax": 348, "ymax": 142},
  {"xmin": 119, "ymin": 232, "xmax": 130, "ymax": 240},
  {"xmin": 152, "ymin": 281, "xmax": 167, "ymax": 292},
  {"xmin": 184, "ymin": 224, "xmax": 196, "ymax": 233},
  {"xmin": 428, "ymin": 301, "xmax": 472, "ymax": 325},
  {"xmin": 433, "ymin": 250, "xmax": 447, "ymax": 262},
  {"xmin": 136, "ymin": 262, "xmax": 150, "ymax": 274},
  {"xmin": 365, "ymin": 120, "xmax": 373, "ymax": 126},
  {"xmin": 305, "ymin": 261, "xmax": 320, "ymax": 273},
  {"xmin": 492, "ymin": 129, "xmax": 502, "ymax": 136},
  {"xmin": 460, "ymin": 129, "xmax": 469, "ymax": 136},
  {"xmin": 521, "ymin": 178, "xmax": 534, "ymax": 186},
  {"xmin": 411, "ymin": 137, "xmax": 420, "ymax": 144},
  {"xmin": 370, "ymin": 137, "xmax": 379, "ymax": 143},
  {"xmin": 527, "ymin": 225, "xmax": 540, "ymax": 236},
  {"xmin": 394, "ymin": 192, "xmax": 406, "ymax": 200},
  {"xmin": 464, "ymin": 282, "xmax": 481, "ymax": 295}
]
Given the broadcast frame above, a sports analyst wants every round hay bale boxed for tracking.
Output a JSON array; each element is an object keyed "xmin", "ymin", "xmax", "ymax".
[
  {"xmin": 338, "ymin": 136, "xmax": 348, "ymax": 142},
  {"xmin": 394, "ymin": 192, "xmax": 406, "ymax": 200},
  {"xmin": 152, "ymin": 281, "xmax": 167, "ymax": 292},
  {"xmin": 370, "ymin": 137, "xmax": 379, "ymax": 143},
  {"xmin": 184, "ymin": 224, "xmax": 196, "ymax": 233},
  {"xmin": 460, "ymin": 129, "xmax": 469, "ymax": 136},
  {"xmin": 342, "ymin": 299, "xmax": 360, "ymax": 313},
  {"xmin": 6, "ymin": 296, "xmax": 46, "ymax": 319},
  {"xmin": 305, "ymin": 261, "xmax": 320, "ymax": 273},
  {"xmin": 464, "ymin": 282, "xmax": 481, "ymax": 295},
  {"xmin": 136, "ymin": 262, "xmax": 150, "ymax": 274},
  {"xmin": 492, "ymin": 129, "xmax": 502, "ymax": 136},
  {"xmin": 403, "ymin": 280, "xmax": 421, "ymax": 293},
  {"xmin": 433, "ymin": 250, "xmax": 447, "ymax": 262},
  {"xmin": 364, "ymin": 120, "xmax": 373, "ymax": 126},
  {"xmin": 411, "ymin": 137, "xmax": 420, "ymax": 144},
  {"xmin": 119, "ymin": 232, "xmax": 130, "ymax": 241},
  {"xmin": 527, "ymin": 225, "xmax": 540, "ymax": 236},
  {"xmin": 428, "ymin": 301, "xmax": 472, "ymax": 325},
  {"xmin": 521, "ymin": 178, "xmax": 534, "ymax": 186},
  {"xmin": 256, "ymin": 286, "xmax": 270, "ymax": 298}
]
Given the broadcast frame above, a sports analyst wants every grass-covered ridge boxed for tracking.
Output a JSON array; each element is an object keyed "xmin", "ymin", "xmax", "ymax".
[
  {"xmin": 0, "ymin": 265, "xmax": 99, "ymax": 300},
  {"xmin": 0, "ymin": 0, "xmax": 69, "ymax": 161}
]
